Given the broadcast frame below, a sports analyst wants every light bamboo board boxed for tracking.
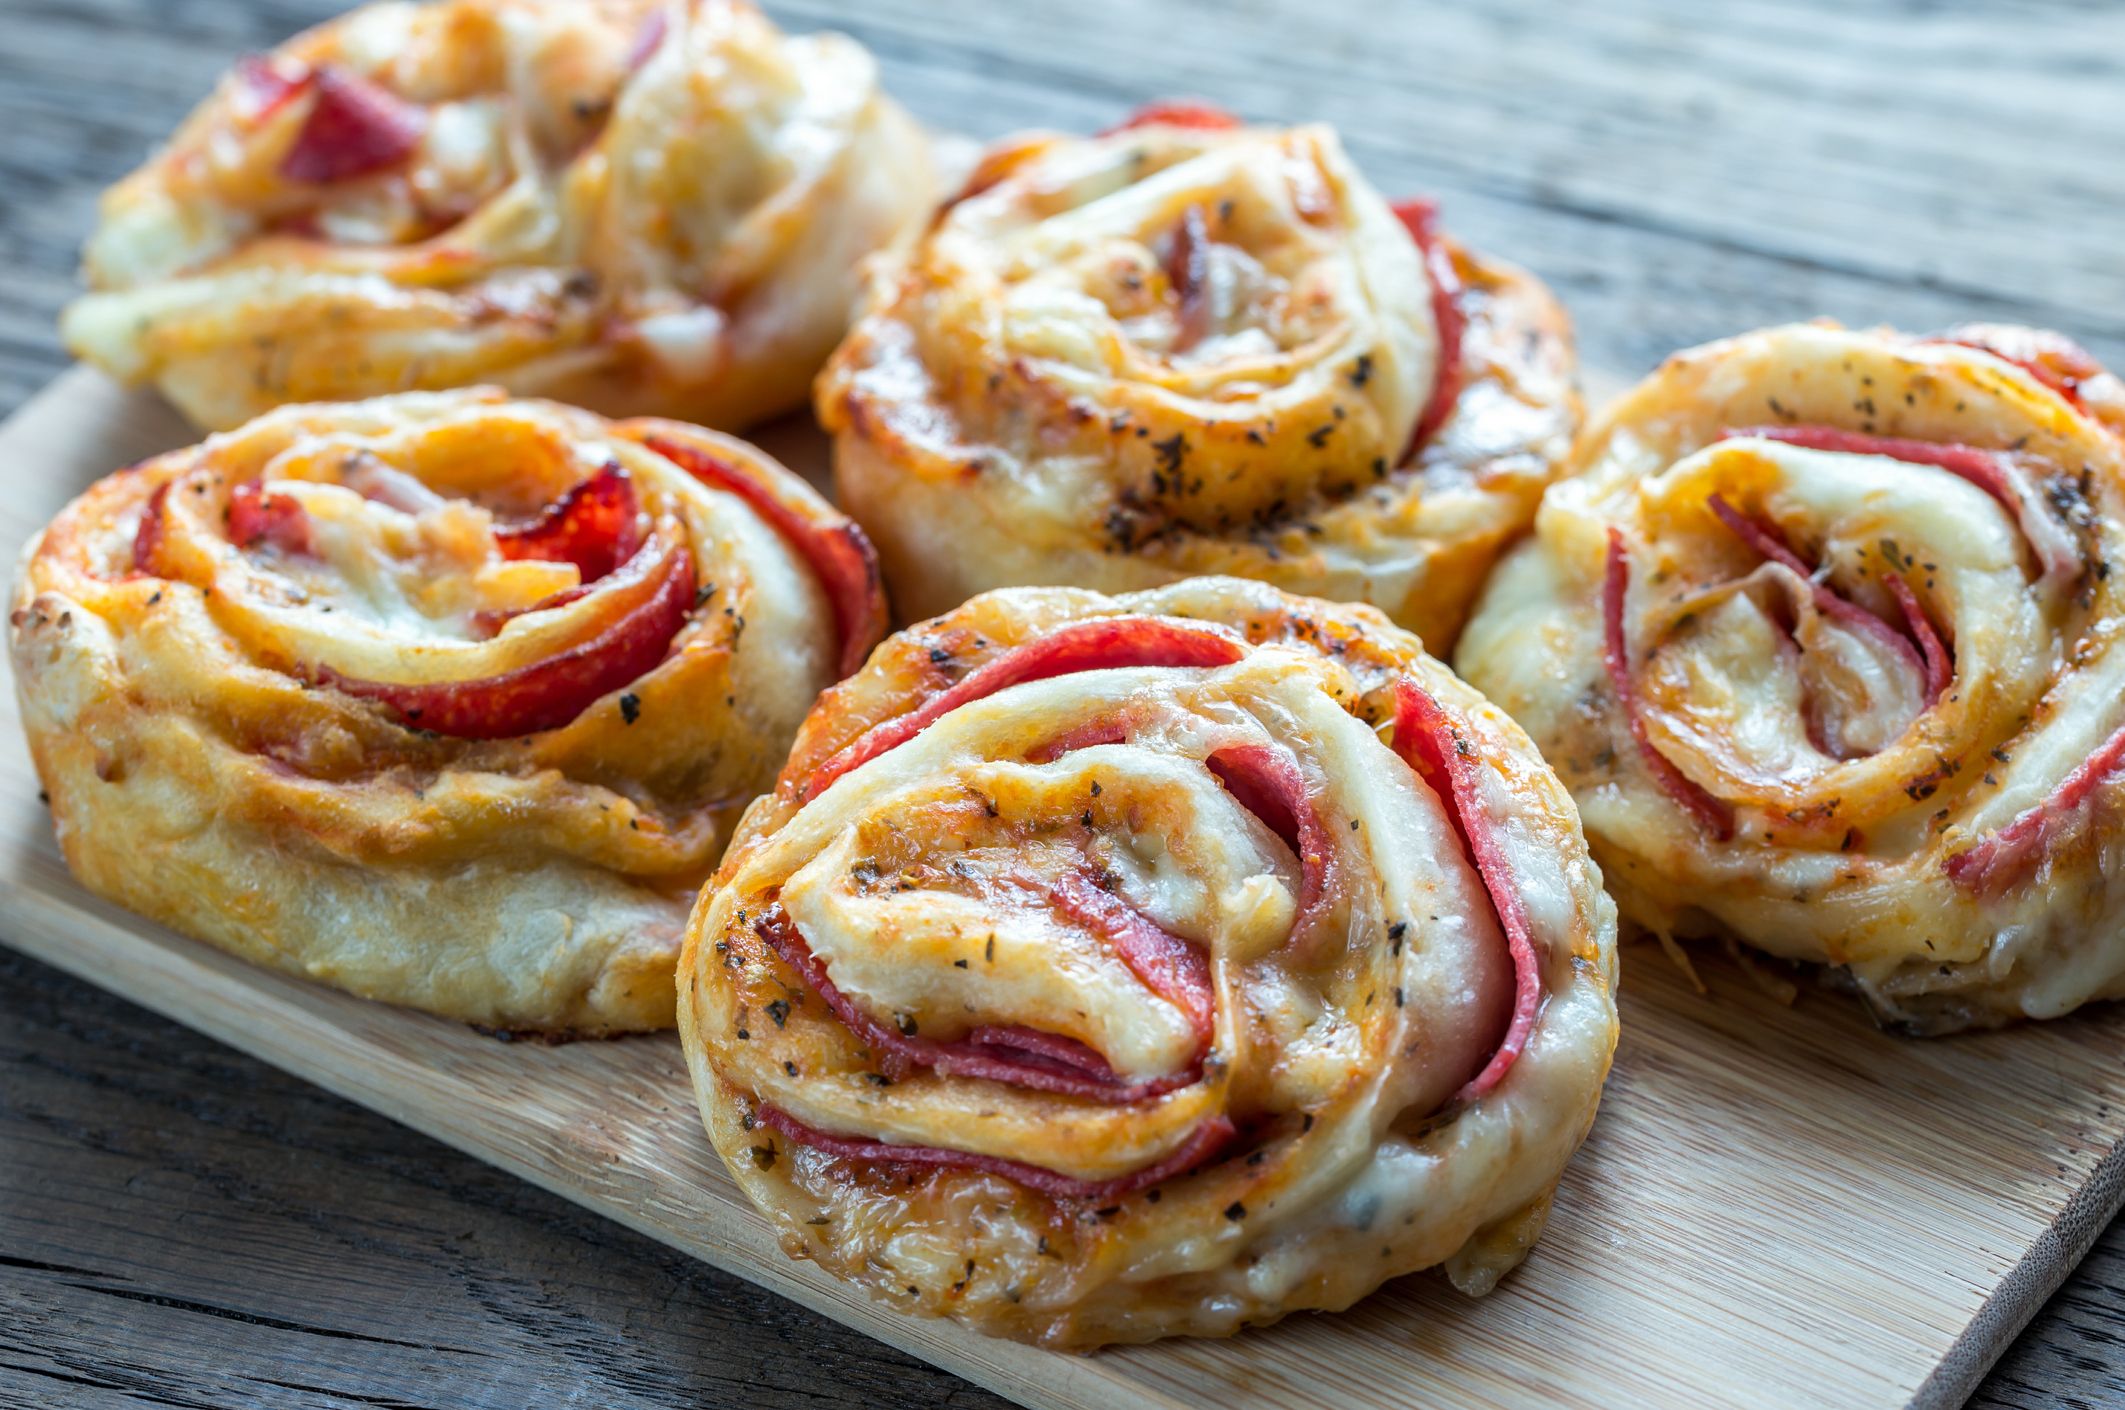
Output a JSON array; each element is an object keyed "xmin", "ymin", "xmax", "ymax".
[{"xmin": 5, "ymin": 366, "xmax": 2125, "ymax": 1410}]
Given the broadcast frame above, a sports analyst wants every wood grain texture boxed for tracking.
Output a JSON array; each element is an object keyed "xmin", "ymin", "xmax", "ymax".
[
  {"xmin": 0, "ymin": 946, "xmax": 1015, "ymax": 1410},
  {"xmin": 3, "ymin": 0, "xmax": 2125, "ymax": 1406}
]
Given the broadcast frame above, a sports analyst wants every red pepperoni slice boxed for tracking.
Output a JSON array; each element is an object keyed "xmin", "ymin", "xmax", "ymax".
[
  {"xmin": 139, "ymin": 478, "xmax": 316, "ymax": 569},
  {"xmin": 1024, "ymin": 729, "xmax": 1332, "ymax": 961},
  {"xmin": 1164, "ymin": 204, "xmax": 1214, "ymax": 353},
  {"xmin": 756, "ymin": 1104, "xmax": 1236, "ymax": 1203},
  {"xmin": 1947, "ymin": 720, "xmax": 2125, "ymax": 893},
  {"xmin": 131, "ymin": 482, "xmax": 172, "ymax": 575},
  {"xmin": 1390, "ymin": 198, "xmax": 1467, "ymax": 455},
  {"xmin": 1730, "ymin": 424, "xmax": 2018, "ymax": 511},
  {"xmin": 1882, "ymin": 573, "xmax": 1953, "ymax": 702},
  {"xmin": 129, "ymin": 463, "xmax": 691, "ymax": 737},
  {"xmin": 1390, "ymin": 680, "xmax": 1542, "ymax": 1101},
  {"xmin": 1203, "ymin": 744, "xmax": 1334, "ymax": 946},
  {"xmin": 958, "ymin": 1024, "xmax": 1125, "ymax": 1083},
  {"xmin": 226, "ymin": 482, "xmax": 316, "ymax": 558},
  {"xmin": 1603, "ymin": 529, "xmax": 1737, "ymax": 840},
  {"xmin": 754, "ymin": 903, "xmax": 1202, "ymax": 1103},
  {"xmin": 1706, "ymin": 492, "xmax": 1940, "ymax": 738},
  {"xmin": 276, "ymin": 65, "xmax": 427, "ymax": 186},
  {"xmin": 312, "ymin": 536, "xmax": 694, "ymax": 738},
  {"xmin": 1025, "ymin": 717, "xmax": 1132, "ymax": 764},
  {"xmin": 493, "ymin": 463, "xmax": 643, "ymax": 583},
  {"xmin": 796, "ymin": 617, "xmax": 1247, "ymax": 801},
  {"xmin": 231, "ymin": 55, "xmax": 312, "ymax": 123},
  {"xmin": 1931, "ymin": 325, "xmax": 2105, "ymax": 407},
  {"xmin": 639, "ymin": 434, "xmax": 885, "ymax": 679},
  {"xmin": 1100, "ymin": 101, "xmax": 1243, "ymax": 135},
  {"xmin": 1723, "ymin": 424, "xmax": 2079, "ymax": 582},
  {"xmin": 1046, "ymin": 872, "xmax": 1215, "ymax": 1041}
]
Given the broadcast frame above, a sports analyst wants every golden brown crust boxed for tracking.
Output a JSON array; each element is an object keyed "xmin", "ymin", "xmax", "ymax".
[
  {"xmin": 61, "ymin": 0, "xmax": 934, "ymax": 431},
  {"xmin": 1459, "ymin": 321, "xmax": 2125, "ymax": 1030},
  {"xmin": 679, "ymin": 576, "xmax": 1617, "ymax": 1345},
  {"xmin": 818, "ymin": 117, "xmax": 1579, "ymax": 649},
  {"xmin": 11, "ymin": 389, "xmax": 880, "ymax": 1033}
]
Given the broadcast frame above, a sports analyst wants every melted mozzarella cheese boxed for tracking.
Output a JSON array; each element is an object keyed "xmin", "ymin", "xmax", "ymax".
[{"xmin": 271, "ymin": 480, "xmax": 560, "ymax": 642}]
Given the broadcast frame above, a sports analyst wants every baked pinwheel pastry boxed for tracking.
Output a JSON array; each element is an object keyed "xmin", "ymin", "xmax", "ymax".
[
  {"xmin": 61, "ymin": 0, "xmax": 933, "ymax": 432},
  {"xmin": 817, "ymin": 105, "xmax": 1578, "ymax": 648},
  {"xmin": 677, "ymin": 577, "xmax": 1617, "ymax": 1345},
  {"xmin": 1459, "ymin": 321, "xmax": 2125, "ymax": 1031},
  {"xmin": 10, "ymin": 390, "xmax": 886, "ymax": 1034}
]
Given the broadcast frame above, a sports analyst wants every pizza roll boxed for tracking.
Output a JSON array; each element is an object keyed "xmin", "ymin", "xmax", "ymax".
[
  {"xmin": 677, "ymin": 576, "xmax": 1616, "ymax": 1346},
  {"xmin": 10, "ymin": 390, "xmax": 886, "ymax": 1034},
  {"xmin": 817, "ymin": 104, "xmax": 1579, "ymax": 648},
  {"xmin": 61, "ymin": 0, "xmax": 933, "ymax": 432},
  {"xmin": 1458, "ymin": 321, "xmax": 2125, "ymax": 1031}
]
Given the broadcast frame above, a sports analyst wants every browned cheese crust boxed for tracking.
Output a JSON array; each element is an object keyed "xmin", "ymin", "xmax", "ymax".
[
  {"xmin": 62, "ymin": 0, "xmax": 934, "ymax": 432},
  {"xmin": 818, "ymin": 117, "xmax": 1578, "ymax": 651},
  {"xmin": 679, "ymin": 576, "xmax": 1616, "ymax": 1345},
  {"xmin": 11, "ymin": 390, "xmax": 879, "ymax": 1033}
]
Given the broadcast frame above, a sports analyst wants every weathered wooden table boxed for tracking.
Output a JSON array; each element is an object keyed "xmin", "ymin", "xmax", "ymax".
[{"xmin": 3, "ymin": 1, "xmax": 2123, "ymax": 1405}]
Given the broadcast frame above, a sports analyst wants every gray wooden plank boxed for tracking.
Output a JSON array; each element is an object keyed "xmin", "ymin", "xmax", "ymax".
[
  {"xmin": 0, "ymin": 0, "xmax": 2121, "ymax": 1406},
  {"xmin": 0, "ymin": 947, "xmax": 1014, "ymax": 1410}
]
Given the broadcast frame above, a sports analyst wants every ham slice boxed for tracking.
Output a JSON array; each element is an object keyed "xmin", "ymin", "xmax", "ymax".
[
  {"xmin": 343, "ymin": 459, "xmax": 447, "ymax": 515},
  {"xmin": 623, "ymin": 7, "xmax": 670, "ymax": 71}
]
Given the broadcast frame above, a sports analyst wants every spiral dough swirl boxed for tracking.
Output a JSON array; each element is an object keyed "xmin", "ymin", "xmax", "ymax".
[
  {"xmin": 10, "ymin": 389, "xmax": 885, "ymax": 1033},
  {"xmin": 818, "ymin": 106, "xmax": 1578, "ymax": 648},
  {"xmin": 61, "ymin": 0, "xmax": 933, "ymax": 432},
  {"xmin": 1459, "ymin": 322, "xmax": 2125, "ymax": 1030},
  {"xmin": 678, "ymin": 577, "xmax": 1615, "ymax": 1346}
]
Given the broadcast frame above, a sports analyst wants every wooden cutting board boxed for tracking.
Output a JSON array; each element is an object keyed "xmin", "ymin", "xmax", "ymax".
[{"xmin": 5, "ymin": 366, "xmax": 2123, "ymax": 1410}]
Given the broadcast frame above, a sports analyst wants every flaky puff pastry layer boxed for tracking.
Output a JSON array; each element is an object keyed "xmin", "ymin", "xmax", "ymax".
[
  {"xmin": 1459, "ymin": 322, "xmax": 2125, "ymax": 1032},
  {"xmin": 62, "ymin": 0, "xmax": 933, "ymax": 433},
  {"xmin": 10, "ymin": 389, "xmax": 884, "ymax": 1034},
  {"xmin": 678, "ymin": 577, "xmax": 1616, "ymax": 1346},
  {"xmin": 818, "ymin": 110, "xmax": 1578, "ymax": 649}
]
